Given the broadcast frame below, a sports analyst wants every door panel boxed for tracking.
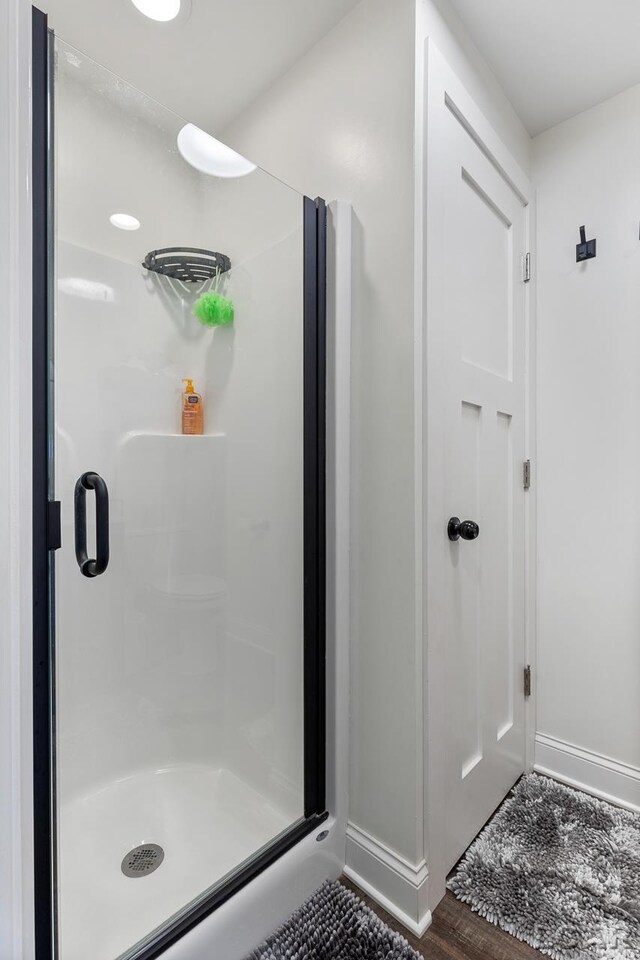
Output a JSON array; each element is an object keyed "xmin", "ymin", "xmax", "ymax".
[{"xmin": 438, "ymin": 92, "xmax": 528, "ymax": 871}]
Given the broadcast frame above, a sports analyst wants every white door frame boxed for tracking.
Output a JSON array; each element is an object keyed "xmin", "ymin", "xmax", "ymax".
[
  {"xmin": 0, "ymin": 0, "xmax": 35, "ymax": 956},
  {"xmin": 415, "ymin": 38, "xmax": 536, "ymax": 911}
]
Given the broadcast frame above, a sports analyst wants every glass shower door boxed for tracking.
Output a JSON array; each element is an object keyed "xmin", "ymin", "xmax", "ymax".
[{"xmin": 48, "ymin": 37, "xmax": 325, "ymax": 960}]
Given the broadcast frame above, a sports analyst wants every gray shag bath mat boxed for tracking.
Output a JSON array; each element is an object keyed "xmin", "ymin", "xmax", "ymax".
[
  {"xmin": 246, "ymin": 879, "xmax": 421, "ymax": 960},
  {"xmin": 449, "ymin": 773, "xmax": 640, "ymax": 960}
]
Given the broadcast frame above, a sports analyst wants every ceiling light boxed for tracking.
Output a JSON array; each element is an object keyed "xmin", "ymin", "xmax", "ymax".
[
  {"xmin": 110, "ymin": 213, "xmax": 141, "ymax": 231},
  {"xmin": 177, "ymin": 124, "xmax": 257, "ymax": 178},
  {"xmin": 130, "ymin": 0, "xmax": 181, "ymax": 21}
]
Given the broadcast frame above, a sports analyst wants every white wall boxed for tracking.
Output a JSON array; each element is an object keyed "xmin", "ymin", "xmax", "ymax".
[
  {"xmin": 221, "ymin": 0, "xmax": 532, "ymax": 928},
  {"xmin": 223, "ymin": 0, "xmax": 419, "ymax": 871},
  {"xmin": 534, "ymin": 83, "xmax": 640, "ymax": 810}
]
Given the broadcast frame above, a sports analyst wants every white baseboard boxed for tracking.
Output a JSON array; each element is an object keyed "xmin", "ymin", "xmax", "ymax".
[
  {"xmin": 535, "ymin": 733, "xmax": 640, "ymax": 814},
  {"xmin": 344, "ymin": 822, "xmax": 432, "ymax": 937}
]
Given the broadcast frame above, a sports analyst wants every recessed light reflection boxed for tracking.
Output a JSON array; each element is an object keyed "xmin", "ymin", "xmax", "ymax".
[
  {"xmin": 177, "ymin": 124, "xmax": 257, "ymax": 178},
  {"xmin": 58, "ymin": 278, "xmax": 115, "ymax": 302},
  {"xmin": 110, "ymin": 213, "xmax": 141, "ymax": 231}
]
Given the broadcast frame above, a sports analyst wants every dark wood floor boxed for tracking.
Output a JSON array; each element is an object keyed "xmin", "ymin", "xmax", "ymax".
[{"xmin": 341, "ymin": 877, "xmax": 543, "ymax": 959}]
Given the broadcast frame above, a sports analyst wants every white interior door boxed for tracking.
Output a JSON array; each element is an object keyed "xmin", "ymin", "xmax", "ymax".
[
  {"xmin": 423, "ymin": 42, "xmax": 532, "ymax": 887},
  {"xmin": 442, "ymin": 117, "xmax": 527, "ymax": 868}
]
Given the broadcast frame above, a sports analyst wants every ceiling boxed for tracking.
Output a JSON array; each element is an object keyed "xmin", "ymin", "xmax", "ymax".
[
  {"xmin": 448, "ymin": 0, "xmax": 640, "ymax": 135},
  {"xmin": 42, "ymin": 0, "xmax": 361, "ymax": 134},
  {"xmin": 41, "ymin": 0, "xmax": 640, "ymax": 142}
]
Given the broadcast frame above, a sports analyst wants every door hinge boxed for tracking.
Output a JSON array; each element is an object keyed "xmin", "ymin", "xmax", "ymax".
[
  {"xmin": 522, "ymin": 252, "xmax": 531, "ymax": 283},
  {"xmin": 523, "ymin": 459, "xmax": 531, "ymax": 490},
  {"xmin": 47, "ymin": 500, "xmax": 61, "ymax": 551},
  {"xmin": 524, "ymin": 665, "xmax": 532, "ymax": 698}
]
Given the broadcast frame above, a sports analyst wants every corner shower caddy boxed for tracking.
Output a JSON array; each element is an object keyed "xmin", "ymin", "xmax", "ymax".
[{"xmin": 142, "ymin": 247, "xmax": 231, "ymax": 283}]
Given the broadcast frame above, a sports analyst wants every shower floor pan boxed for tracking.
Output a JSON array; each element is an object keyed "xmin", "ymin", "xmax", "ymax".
[{"xmin": 58, "ymin": 764, "xmax": 293, "ymax": 960}]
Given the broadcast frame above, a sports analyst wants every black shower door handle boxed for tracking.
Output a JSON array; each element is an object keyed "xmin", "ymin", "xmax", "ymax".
[{"xmin": 74, "ymin": 471, "xmax": 110, "ymax": 578}]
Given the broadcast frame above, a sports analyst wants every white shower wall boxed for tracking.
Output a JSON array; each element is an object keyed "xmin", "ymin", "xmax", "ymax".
[{"xmin": 55, "ymin": 57, "xmax": 307, "ymax": 824}]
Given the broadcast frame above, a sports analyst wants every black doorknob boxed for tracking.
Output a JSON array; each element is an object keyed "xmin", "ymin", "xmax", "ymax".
[{"xmin": 448, "ymin": 517, "xmax": 479, "ymax": 542}]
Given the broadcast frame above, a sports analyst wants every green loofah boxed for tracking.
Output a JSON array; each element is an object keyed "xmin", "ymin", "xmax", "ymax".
[{"xmin": 193, "ymin": 291, "xmax": 234, "ymax": 327}]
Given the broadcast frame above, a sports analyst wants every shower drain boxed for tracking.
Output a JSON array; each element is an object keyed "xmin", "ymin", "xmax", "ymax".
[{"xmin": 121, "ymin": 843, "xmax": 164, "ymax": 878}]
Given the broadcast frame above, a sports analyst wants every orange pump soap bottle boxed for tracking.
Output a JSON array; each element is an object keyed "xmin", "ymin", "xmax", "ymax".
[{"xmin": 181, "ymin": 378, "xmax": 203, "ymax": 435}]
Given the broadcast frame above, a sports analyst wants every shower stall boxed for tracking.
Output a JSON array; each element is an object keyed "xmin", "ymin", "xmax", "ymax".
[{"xmin": 31, "ymin": 10, "xmax": 348, "ymax": 960}]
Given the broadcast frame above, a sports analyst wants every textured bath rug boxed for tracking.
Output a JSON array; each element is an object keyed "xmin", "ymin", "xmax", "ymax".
[
  {"xmin": 246, "ymin": 879, "xmax": 422, "ymax": 959},
  {"xmin": 449, "ymin": 773, "xmax": 640, "ymax": 960}
]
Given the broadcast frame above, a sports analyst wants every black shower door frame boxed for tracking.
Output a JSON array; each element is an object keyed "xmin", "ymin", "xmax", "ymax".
[{"xmin": 31, "ymin": 8, "xmax": 327, "ymax": 959}]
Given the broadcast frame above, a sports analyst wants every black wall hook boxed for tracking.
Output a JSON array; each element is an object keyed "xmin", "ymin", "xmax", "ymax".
[{"xmin": 576, "ymin": 225, "xmax": 596, "ymax": 262}]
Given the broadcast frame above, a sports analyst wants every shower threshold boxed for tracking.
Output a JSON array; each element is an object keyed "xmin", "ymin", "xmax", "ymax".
[{"xmin": 58, "ymin": 764, "xmax": 295, "ymax": 960}]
